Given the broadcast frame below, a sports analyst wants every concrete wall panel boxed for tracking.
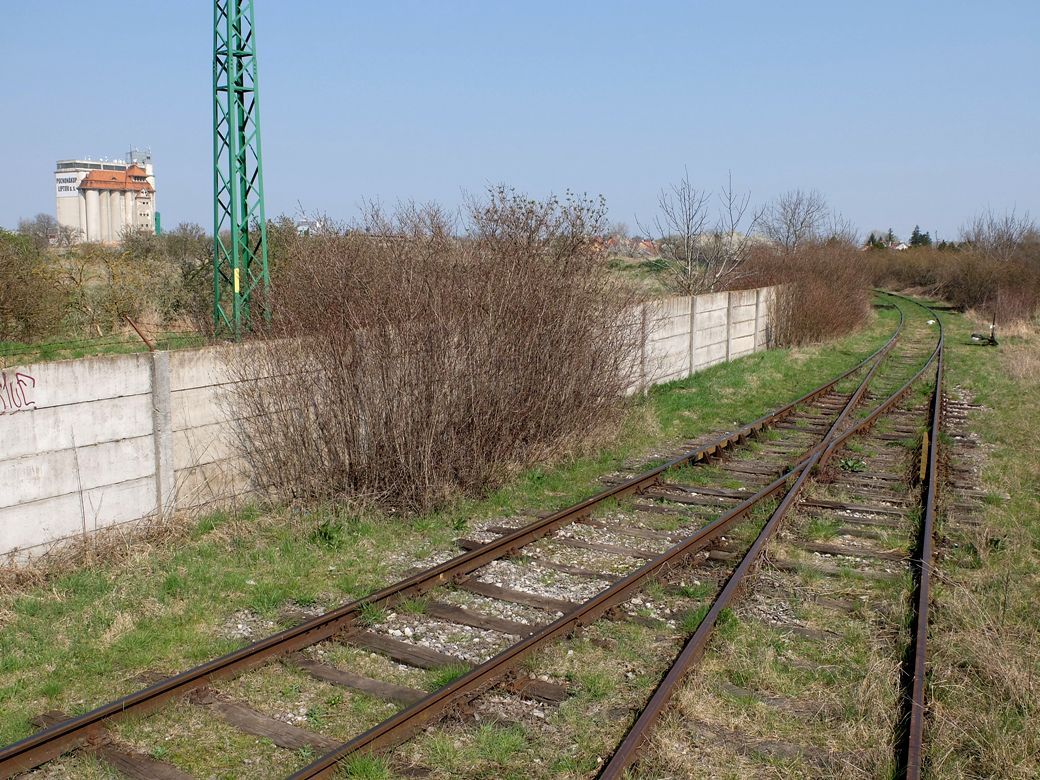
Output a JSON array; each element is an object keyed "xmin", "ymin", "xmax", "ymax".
[
  {"xmin": 6, "ymin": 353, "xmax": 151, "ymax": 410},
  {"xmin": 1, "ymin": 395, "xmax": 153, "ymax": 460},
  {"xmin": 695, "ymin": 340, "xmax": 728, "ymax": 368},
  {"xmin": 698, "ymin": 291, "xmax": 729, "ymax": 312},
  {"xmin": 731, "ymin": 303, "xmax": 756, "ymax": 324},
  {"xmin": 82, "ymin": 476, "xmax": 158, "ymax": 531},
  {"xmin": 0, "ymin": 450, "xmax": 79, "ymax": 508},
  {"xmin": 0, "ymin": 494, "xmax": 84, "ymax": 553},
  {"xmin": 695, "ymin": 307, "xmax": 728, "ymax": 331},
  {"xmin": 173, "ymin": 423, "xmax": 237, "ymax": 471},
  {"xmin": 730, "ymin": 334, "xmax": 756, "ymax": 357},
  {"xmin": 731, "ymin": 317, "xmax": 757, "ymax": 339},
  {"xmin": 1, "ymin": 285, "xmax": 779, "ymax": 556},
  {"xmin": 170, "ymin": 347, "xmax": 232, "ymax": 392},
  {"xmin": 697, "ymin": 325, "xmax": 727, "ymax": 347},
  {"xmin": 175, "ymin": 458, "xmax": 251, "ymax": 509},
  {"xmin": 730, "ymin": 289, "xmax": 757, "ymax": 307},
  {"xmin": 77, "ymin": 435, "xmax": 155, "ymax": 492},
  {"xmin": 171, "ymin": 385, "xmax": 229, "ymax": 431}
]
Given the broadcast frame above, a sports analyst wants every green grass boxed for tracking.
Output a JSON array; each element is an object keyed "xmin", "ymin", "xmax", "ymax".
[
  {"xmin": 804, "ymin": 515, "xmax": 844, "ymax": 541},
  {"xmin": 426, "ymin": 662, "xmax": 471, "ymax": 691},
  {"xmin": 357, "ymin": 602, "xmax": 388, "ymax": 627},
  {"xmin": 0, "ymin": 332, "xmax": 205, "ymax": 366},
  {"xmin": 0, "ymin": 301, "xmax": 901, "ymax": 755},
  {"xmin": 923, "ymin": 307, "xmax": 1040, "ymax": 778},
  {"xmin": 341, "ymin": 754, "xmax": 392, "ymax": 779}
]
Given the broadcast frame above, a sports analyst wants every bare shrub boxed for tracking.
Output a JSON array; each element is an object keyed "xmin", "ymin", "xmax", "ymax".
[
  {"xmin": 747, "ymin": 239, "xmax": 872, "ymax": 346},
  {"xmin": 0, "ymin": 229, "xmax": 63, "ymax": 341},
  {"xmin": 229, "ymin": 188, "xmax": 641, "ymax": 511},
  {"xmin": 867, "ymin": 212, "xmax": 1040, "ymax": 324},
  {"xmin": 49, "ymin": 242, "xmax": 183, "ymax": 336}
]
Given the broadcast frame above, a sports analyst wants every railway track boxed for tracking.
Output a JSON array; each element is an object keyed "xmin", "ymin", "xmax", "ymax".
[
  {"xmin": 0, "ymin": 295, "xmax": 946, "ymax": 779},
  {"xmin": 601, "ymin": 296, "xmax": 945, "ymax": 779}
]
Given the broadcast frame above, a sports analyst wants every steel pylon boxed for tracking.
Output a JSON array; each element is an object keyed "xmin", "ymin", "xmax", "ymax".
[{"xmin": 213, "ymin": 0, "xmax": 270, "ymax": 339}]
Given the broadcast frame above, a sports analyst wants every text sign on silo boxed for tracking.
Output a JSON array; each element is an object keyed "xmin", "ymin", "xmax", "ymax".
[{"xmin": 55, "ymin": 173, "xmax": 81, "ymax": 198}]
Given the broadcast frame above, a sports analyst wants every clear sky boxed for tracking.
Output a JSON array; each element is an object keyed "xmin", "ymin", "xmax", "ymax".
[{"xmin": 1, "ymin": 1, "xmax": 1037, "ymax": 241}]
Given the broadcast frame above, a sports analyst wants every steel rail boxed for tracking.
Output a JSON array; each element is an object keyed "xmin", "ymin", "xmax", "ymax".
[
  {"xmin": 284, "ymin": 306, "xmax": 909, "ymax": 778},
  {"xmin": 0, "ymin": 299, "xmax": 904, "ymax": 778},
  {"xmin": 286, "ymin": 471, "xmax": 809, "ymax": 778},
  {"xmin": 904, "ymin": 328, "xmax": 944, "ymax": 779},
  {"xmin": 598, "ymin": 297, "xmax": 943, "ymax": 778}
]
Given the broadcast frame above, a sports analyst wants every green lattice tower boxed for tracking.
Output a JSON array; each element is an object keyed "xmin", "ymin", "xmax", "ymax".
[{"xmin": 213, "ymin": 0, "xmax": 270, "ymax": 339}]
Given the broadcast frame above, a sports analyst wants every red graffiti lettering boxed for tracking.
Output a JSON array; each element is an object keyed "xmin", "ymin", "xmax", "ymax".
[{"xmin": 0, "ymin": 371, "xmax": 37, "ymax": 415}]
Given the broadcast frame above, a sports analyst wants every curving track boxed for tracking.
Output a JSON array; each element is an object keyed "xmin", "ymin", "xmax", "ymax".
[
  {"xmin": 600, "ymin": 294, "xmax": 944, "ymax": 779},
  {"xmin": 0, "ymin": 295, "xmax": 945, "ymax": 779}
]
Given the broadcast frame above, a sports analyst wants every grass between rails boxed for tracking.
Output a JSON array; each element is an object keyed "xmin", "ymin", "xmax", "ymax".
[
  {"xmin": 925, "ymin": 306, "xmax": 1040, "ymax": 779},
  {"xmin": 0, "ymin": 303, "xmax": 898, "ymax": 757}
]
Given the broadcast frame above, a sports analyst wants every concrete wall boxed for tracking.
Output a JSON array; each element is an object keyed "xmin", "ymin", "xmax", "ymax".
[
  {"xmin": 0, "ymin": 348, "xmax": 250, "ymax": 559},
  {"xmin": 635, "ymin": 286, "xmax": 776, "ymax": 390},
  {"xmin": 0, "ymin": 285, "xmax": 776, "ymax": 558}
]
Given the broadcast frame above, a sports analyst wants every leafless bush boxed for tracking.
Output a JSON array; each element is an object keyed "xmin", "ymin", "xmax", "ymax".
[
  {"xmin": 0, "ymin": 229, "xmax": 63, "ymax": 341},
  {"xmin": 229, "ymin": 188, "xmax": 641, "ymax": 511},
  {"xmin": 747, "ymin": 239, "xmax": 872, "ymax": 346},
  {"xmin": 868, "ymin": 211, "xmax": 1040, "ymax": 323},
  {"xmin": 642, "ymin": 170, "xmax": 759, "ymax": 294},
  {"xmin": 962, "ymin": 209, "xmax": 1038, "ymax": 263}
]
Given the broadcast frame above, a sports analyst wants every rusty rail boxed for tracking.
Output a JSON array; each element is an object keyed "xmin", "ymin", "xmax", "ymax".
[
  {"xmin": 0, "ymin": 299, "xmax": 905, "ymax": 778},
  {"xmin": 284, "ymin": 306, "xmax": 907, "ymax": 778},
  {"xmin": 904, "ymin": 325, "xmax": 944, "ymax": 779},
  {"xmin": 598, "ymin": 295, "xmax": 944, "ymax": 779}
]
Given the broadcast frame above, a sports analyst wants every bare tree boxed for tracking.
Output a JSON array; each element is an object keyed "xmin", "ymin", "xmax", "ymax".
[
  {"xmin": 17, "ymin": 213, "xmax": 59, "ymax": 250},
  {"xmin": 641, "ymin": 169, "xmax": 711, "ymax": 293},
  {"xmin": 961, "ymin": 209, "xmax": 1038, "ymax": 263},
  {"xmin": 761, "ymin": 189, "xmax": 829, "ymax": 253},
  {"xmin": 824, "ymin": 211, "xmax": 859, "ymax": 246},
  {"xmin": 54, "ymin": 224, "xmax": 81, "ymax": 247},
  {"xmin": 642, "ymin": 170, "xmax": 758, "ymax": 294},
  {"xmin": 702, "ymin": 172, "xmax": 760, "ymax": 290}
]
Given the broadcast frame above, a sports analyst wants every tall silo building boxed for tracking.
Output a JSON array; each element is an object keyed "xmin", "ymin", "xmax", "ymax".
[{"xmin": 54, "ymin": 150, "xmax": 156, "ymax": 243}]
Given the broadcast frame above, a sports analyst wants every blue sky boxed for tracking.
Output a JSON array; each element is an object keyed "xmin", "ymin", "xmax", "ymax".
[{"xmin": 1, "ymin": 1, "xmax": 1037, "ymax": 240}]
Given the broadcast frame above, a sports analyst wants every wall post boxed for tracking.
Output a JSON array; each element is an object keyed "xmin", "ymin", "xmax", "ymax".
[
  {"xmin": 150, "ymin": 351, "xmax": 176, "ymax": 519},
  {"xmin": 639, "ymin": 303, "xmax": 648, "ymax": 393},
  {"xmin": 725, "ymin": 291, "xmax": 734, "ymax": 362},
  {"xmin": 753, "ymin": 287, "xmax": 763, "ymax": 352},
  {"xmin": 687, "ymin": 294, "xmax": 698, "ymax": 377}
]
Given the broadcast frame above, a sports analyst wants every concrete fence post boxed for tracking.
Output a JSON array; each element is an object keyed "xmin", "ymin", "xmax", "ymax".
[
  {"xmin": 753, "ymin": 287, "xmax": 763, "ymax": 352},
  {"xmin": 725, "ymin": 291, "xmax": 734, "ymax": 362},
  {"xmin": 150, "ymin": 351, "xmax": 176, "ymax": 519},
  {"xmin": 687, "ymin": 294, "xmax": 698, "ymax": 377},
  {"xmin": 638, "ymin": 303, "xmax": 648, "ymax": 393}
]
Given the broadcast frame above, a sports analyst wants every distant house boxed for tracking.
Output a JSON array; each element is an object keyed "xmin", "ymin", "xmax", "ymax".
[
  {"xmin": 893, "ymin": 242, "xmax": 910, "ymax": 251},
  {"xmin": 633, "ymin": 237, "xmax": 657, "ymax": 256},
  {"xmin": 601, "ymin": 235, "xmax": 658, "ymax": 257},
  {"xmin": 296, "ymin": 218, "xmax": 325, "ymax": 235}
]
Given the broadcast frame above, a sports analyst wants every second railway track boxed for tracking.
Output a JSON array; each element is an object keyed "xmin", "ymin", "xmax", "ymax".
[
  {"xmin": 601, "ymin": 295, "xmax": 945, "ymax": 779},
  {"xmin": 1, "ymin": 294, "xmax": 947, "ymax": 779}
]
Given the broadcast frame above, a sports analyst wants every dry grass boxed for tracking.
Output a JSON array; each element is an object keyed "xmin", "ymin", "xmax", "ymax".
[
  {"xmin": 869, "ymin": 225, "xmax": 1040, "ymax": 325},
  {"xmin": 0, "ymin": 512, "xmax": 197, "ymax": 600},
  {"xmin": 922, "ymin": 310, "xmax": 1040, "ymax": 778}
]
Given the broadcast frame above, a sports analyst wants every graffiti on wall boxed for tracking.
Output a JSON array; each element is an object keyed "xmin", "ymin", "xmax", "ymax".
[{"xmin": 0, "ymin": 371, "xmax": 37, "ymax": 415}]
